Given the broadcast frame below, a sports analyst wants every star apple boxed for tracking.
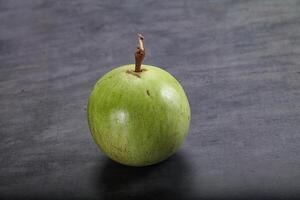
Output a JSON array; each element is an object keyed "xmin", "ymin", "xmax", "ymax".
[{"xmin": 87, "ymin": 34, "xmax": 190, "ymax": 166}]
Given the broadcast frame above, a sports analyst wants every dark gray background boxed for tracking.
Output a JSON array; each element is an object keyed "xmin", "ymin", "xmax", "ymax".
[{"xmin": 0, "ymin": 0, "xmax": 299, "ymax": 199}]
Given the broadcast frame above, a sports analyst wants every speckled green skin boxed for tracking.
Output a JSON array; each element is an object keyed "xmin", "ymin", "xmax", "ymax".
[{"xmin": 87, "ymin": 64, "xmax": 190, "ymax": 166}]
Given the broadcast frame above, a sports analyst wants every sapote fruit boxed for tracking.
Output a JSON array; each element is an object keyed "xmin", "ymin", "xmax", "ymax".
[{"xmin": 87, "ymin": 34, "xmax": 190, "ymax": 166}]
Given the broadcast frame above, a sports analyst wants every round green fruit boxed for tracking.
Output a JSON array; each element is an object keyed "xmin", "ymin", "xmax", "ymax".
[
  {"xmin": 87, "ymin": 64, "xmax": 190, "ymax": 166},
  {"xmin": 87, "ymin": 34, "xmax": 190, "ymax": 166}
]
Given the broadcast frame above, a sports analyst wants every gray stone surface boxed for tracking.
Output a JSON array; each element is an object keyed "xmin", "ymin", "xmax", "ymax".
[{"xmin": 0, "ymin": 0, "xmax": 300, "ymax": 199}]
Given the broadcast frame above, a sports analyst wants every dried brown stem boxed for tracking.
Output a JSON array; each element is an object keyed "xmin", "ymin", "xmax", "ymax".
[{"xmin": 134, "ymin": 34, "xmax": 145, "ymax": 72}]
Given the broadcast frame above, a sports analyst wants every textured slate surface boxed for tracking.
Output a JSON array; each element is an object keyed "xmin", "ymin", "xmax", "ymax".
[{"xmin": 0, "ymin": 0, "xmax": 300, "ymax": 199}]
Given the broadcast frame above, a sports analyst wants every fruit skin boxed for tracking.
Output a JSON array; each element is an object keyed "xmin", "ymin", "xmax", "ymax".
[{"xmin": 87, "ymin": 64, "xmax": 190, "ymax": 166}]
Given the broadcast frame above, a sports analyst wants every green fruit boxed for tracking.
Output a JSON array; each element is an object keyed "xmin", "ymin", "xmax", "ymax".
[
  {"xmin": 87, "ymin": 34, "xmax": 190, "ymax": 166},
  {"xmin": 87, "ymin": 64, "xmax": 190, "ymax": 166}
]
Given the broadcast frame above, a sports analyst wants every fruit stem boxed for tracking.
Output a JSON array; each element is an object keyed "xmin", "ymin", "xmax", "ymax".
[{"xmin": 134, "ymin": 34, "xmax": 145, "ymax": 72}]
